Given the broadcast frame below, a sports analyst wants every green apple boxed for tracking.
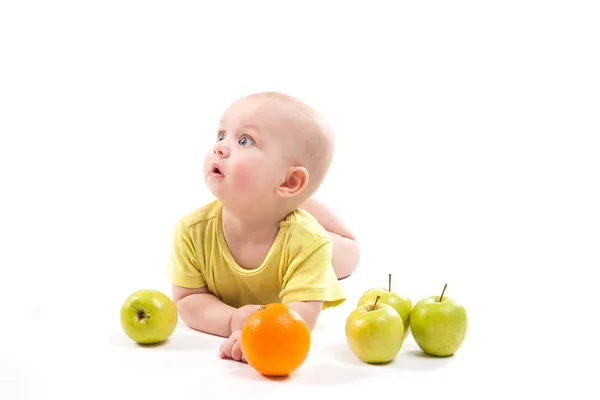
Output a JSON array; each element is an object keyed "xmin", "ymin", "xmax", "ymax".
[
  {"xmin": 345, "ymin": 295, "xmax": 405, "ymax": 364},
  {"xmin": 358, "ymin": 274, "xmax": 412, "ymax": 339},
  {"xmin": 410, "ymin": 284, "xmax": 468, "ymax": 357},
  {"xmin": 120, "ymin": 289, "xmax": 178, "ymax": 345}
]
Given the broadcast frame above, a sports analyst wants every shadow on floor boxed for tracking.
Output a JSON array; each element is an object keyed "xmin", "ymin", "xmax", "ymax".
[
  {"xmin": 223, "ymin": 359, "xmax": 372, "ymax": 386},
  {"xmin": 390, "ymin": 349, "xmax": 454, "ymax": 370},
  {"xmin": 328, "ymin": 341, "xmax": 454, "ymax": 370},
  {"xmin": 109, "ymin": 331, "xmax": 219, "ymax": 351}
]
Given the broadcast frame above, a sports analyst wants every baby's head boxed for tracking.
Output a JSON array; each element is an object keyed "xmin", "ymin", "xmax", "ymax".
[{"xmin": 204, "ymin": 92, "xmax": 334, "ymax": 216}]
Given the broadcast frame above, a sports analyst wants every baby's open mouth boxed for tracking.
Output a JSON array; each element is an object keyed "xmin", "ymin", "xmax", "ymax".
[{"xmin": 211, "ymin": 165, "xmax": 223, "ymax": 175}]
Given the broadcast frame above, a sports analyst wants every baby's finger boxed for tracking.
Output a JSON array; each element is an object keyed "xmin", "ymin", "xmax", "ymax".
[
  {"xmin": 219, "ymin": 341, "xmax": 227, "ymax": 358},
  {"xmin": 220, "ymin": 338, "xmax": 234, "ymax": 359},
  {"xmin": 231, "ymin": 339, "xmax": 243, "ymax": 361}
]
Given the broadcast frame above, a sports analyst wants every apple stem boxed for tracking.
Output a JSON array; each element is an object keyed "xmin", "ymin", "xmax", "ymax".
[
  {"xmin": 438, "ymin": 283, "xmax": 448, "ymax": 302},
  {"xmin": 371, "ymin": 295, "xmax": 381, "ymax": 311},
  {"xmin": 388, "ymin": 273, "xmax": 392, "ymax": 291}
]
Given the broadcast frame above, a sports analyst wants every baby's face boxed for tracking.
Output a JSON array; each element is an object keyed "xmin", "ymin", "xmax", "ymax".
[{"xmin": 203, "ymin": 97, "xmax": 294, "ymax": 209}]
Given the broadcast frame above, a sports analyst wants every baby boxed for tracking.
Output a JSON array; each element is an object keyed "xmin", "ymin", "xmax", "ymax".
[{"xmin": 166, "ymin": 91, "xmax": 360, "ymax": 362}]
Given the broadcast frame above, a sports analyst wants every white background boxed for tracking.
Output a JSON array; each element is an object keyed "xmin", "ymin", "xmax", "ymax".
[{"xmin": 1, "ymin": 1, "xmax": 599, "ymax": 399}]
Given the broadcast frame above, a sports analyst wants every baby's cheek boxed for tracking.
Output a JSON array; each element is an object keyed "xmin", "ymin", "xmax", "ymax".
[{"xmin": 230, "ymin": 162, "xmax": 260, "ymax": 190}]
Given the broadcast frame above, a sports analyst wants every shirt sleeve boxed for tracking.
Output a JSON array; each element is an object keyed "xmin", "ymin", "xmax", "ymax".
[
  {"xmin": 166, "ymin": 219, "xmax": 206, "ymax": 288},
  {"xmin": 279, "ymin": 238, "xmax": 345, "ymax": 309}
]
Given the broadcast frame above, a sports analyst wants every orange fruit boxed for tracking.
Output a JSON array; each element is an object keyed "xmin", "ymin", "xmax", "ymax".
[{"xmin": 240, "ymin": 303, "xmax": 311, "ymax": 376}]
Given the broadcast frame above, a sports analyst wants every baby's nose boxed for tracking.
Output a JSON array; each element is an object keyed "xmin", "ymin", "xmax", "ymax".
[{"xmin": 213, "ymin": 143, "xmax": 230, "ymax": 157}]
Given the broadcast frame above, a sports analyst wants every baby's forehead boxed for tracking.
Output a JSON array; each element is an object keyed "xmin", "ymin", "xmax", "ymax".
[{"xmin": 221, "ymin": 97, "xmax": 309, "ymax": 135}]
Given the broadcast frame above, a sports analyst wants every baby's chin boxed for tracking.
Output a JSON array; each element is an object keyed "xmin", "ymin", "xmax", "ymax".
[{"xmin": 203, "ymin": 175, "xmax": 280, "ymax": 205}]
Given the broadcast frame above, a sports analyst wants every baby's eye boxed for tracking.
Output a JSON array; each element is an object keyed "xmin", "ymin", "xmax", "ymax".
[
  {"xmin": 217, "ymin": 131, "xmax": 226, "ymax": 141},
  {"xmin": 238, "ymin": 136, "xmax": 254, "ymax": 147}
]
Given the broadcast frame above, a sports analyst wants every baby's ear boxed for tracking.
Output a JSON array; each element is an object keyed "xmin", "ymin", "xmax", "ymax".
[{"xmin": 277, "ymin": 166, "xmax": 309, "ymax": 199}]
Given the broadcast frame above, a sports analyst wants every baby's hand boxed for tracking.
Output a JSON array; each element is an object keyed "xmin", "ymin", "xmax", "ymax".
[
  {"xmin": 230, "ymin": 304, "xmax": 262, "ymax": 332},
  {"xmin": 220, "ymin": 330, "xmax": 246, "ymax": 362}
]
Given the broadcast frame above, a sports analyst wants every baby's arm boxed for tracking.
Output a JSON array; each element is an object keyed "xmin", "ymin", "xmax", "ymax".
[
  {"xmin": 173, "ymin": 284, "xmax": 234, "ymax": 337},
  {"xmin": 301, "ymin": 197, "xmax": 360, "ymax": 279},
  {"xmin": 172, "ymin": 284, "xmax": 261, "ymax": 337},
  {"xmin": 287, "ymin": 301, "xmax": 323, "ymax": 331}
]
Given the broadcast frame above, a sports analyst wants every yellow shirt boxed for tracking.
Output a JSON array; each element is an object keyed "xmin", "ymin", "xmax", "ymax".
[{"xmin": 166, "ymin": 200, "xmax": 345, "ymax": 309}]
